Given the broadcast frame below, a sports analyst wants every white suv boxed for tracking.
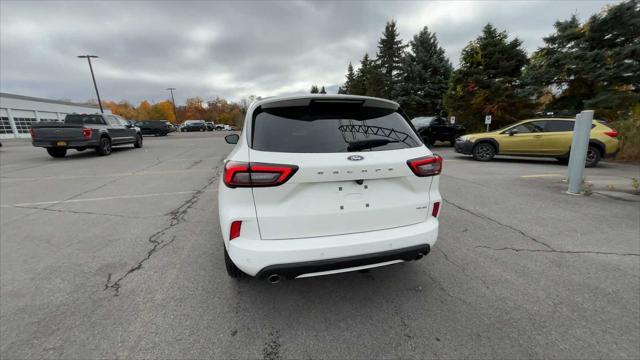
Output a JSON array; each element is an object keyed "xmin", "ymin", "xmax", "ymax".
[{"xmin": 218, "ymin": 95, "xmax": 442, "ymax": 282}]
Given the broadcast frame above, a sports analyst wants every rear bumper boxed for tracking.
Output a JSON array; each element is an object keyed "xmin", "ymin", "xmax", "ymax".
[
  {"xmin": 227, "ymin": 219, "xmax": 439, "ymax": 277},
  {"xmin": 605, "ymin": 147, "xmax": 619, "ymax": 159},
  {"xmin": 32, "ymin": 140, "xmax": 96, "ymax": 148},
  {"xmin": 256, "ymin": 244, "xmax": 430, "ymax": 279},
  {"xmin": 454, "ymin": 139, "xmax": 473, "ymax": 154}
]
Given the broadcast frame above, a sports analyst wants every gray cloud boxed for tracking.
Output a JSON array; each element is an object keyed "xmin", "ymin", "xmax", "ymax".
[{"xmin": 1, "ymin": 0, "xmax": 616, "ymax": 105}]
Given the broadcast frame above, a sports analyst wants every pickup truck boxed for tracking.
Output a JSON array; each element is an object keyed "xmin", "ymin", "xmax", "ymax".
[
  {"xmin": 31, "ymin": 113, "xmax": 143, "ymax": 158},
  {"xmin": 411, "ymin": 116, "xmax": 466, "ymax": 146}
]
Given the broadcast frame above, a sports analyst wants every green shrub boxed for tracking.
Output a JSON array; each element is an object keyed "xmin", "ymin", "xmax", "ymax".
[{"xmin": 610, "ymin": 104, "xmax": 640, "ymax": 162}]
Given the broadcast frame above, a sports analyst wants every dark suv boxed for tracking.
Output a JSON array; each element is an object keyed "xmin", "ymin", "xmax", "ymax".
[
  {"xmin": 411, "ymin": 116, "xmax": 466, "ymax": 146},
  {"xmin": 136, "ymin": 120, "xmax": 172, "ymax": 136}
]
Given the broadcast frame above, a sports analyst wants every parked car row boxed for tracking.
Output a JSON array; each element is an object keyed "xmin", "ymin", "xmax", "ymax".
[{"xmin": 117, "ymin": 119, "xmax": 234, "ymax": 134}]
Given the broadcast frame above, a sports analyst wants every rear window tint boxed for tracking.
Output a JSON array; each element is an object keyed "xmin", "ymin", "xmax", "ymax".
[
  {"xmin": 65, "ymin": 114, "xmax": 104, "ymax": 125},
  {"xmin": 545, "ymin": 120, "xmax": 574, "ymax": 132},
  {"xmin": 251, "ymin": 102, "xmax": 421, "ymax": 153}
]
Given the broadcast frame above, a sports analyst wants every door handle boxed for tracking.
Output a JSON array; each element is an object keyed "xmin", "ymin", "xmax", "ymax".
[{"xmin": 533, "ymin": 135, "xmax": 542, "ymax": 138}]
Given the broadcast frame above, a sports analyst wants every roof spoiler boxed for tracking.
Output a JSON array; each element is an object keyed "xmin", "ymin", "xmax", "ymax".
[{"xmin": 260, "ymin": 97, "xmax": 398, "ymax": 110}]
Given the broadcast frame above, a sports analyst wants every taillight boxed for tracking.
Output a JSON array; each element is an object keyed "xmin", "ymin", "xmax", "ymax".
[
  {"xmin": 223, "ymin": 161, "xmax": 298, "ymax": 188},
  {"xmin": 230, "ymin": 220, "xmax": 242, "ymax": 240},
  {"xmin": 407, "ymin": 155, "xmax": 443, "ymax": 177},
  {"xmin": 604, "ymin": 129, "xmax": 618, "ymax": 138},
  {"xmin": 82, "ymin": 127, "xmax": 92, "ymax": 140},
  {"xmin": 29, "ymin": 128, "xmax": 34, "ymax": 139},
  {"xmin": 432, "ymin": 202, "xmax": 441, "ymax": 217}
]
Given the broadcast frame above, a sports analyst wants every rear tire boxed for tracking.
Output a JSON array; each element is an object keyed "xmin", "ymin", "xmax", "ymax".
[
  {"xmin": 224, "ymin": 246, "xmax": 244, "ymax": 279},
  {"xmin": 96, "ymin": 137, "xmax": 112, "ymax": 156},
  {"xmin": 585, "ymin": 145, "xmax": 601, "ymax": 168},
  {"xmin": 154, "ymin": 129, "xmax": 161, "ymax": 137},
  {"xmin": 422, "ymin": 136, "xmax": 434, "ymax": 147},
  {"xmin": 472, "ymin": 142, "xmax": 496, "ymax": 161},
  {"xmin": 134, "ymin": 134, "xmax": 143, "ymax": 148},
  {"xmin": 47, "ymin": 148, "xmax": 67, "ymax": 158}
]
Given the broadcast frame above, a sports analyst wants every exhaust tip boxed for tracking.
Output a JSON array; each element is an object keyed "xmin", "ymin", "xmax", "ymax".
[{"xmin": 267, "ymin": 274, "xmax": 281, "ymax": 284}]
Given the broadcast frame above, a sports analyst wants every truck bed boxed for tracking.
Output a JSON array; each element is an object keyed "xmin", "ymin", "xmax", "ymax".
[{"xmin": 31, "ymin": 122, "xmax": 90, "ymax": 147}]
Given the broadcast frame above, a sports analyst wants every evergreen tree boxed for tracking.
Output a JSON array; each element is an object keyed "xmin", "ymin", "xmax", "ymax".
[
  {"xmin": 320, "ymin": 86, "xmax": 326, "ymax": 94},
  {"xmin": 337, "ymin": 86, "xmax": 346, "ymax": 94},
  {"xmin": 310, "ymin": 85, "xmax": 319, "ymax": 94},
  {"xmin": 351, "ymin": 54, "xmax": 370, "ymax": 95},
  {"xmin": 344, "ymin": 63, "xmax": 357, "ymax": 94},
  {"xmin": 397, "ymin": 26, "xmax": 452, "ymax": 117},
  {"xmin": 524, "ymin": 0, "xmax": 640, "ymax": 118},
  {"xmin": 376, "ymin": 20, "xmax": 408, "ymax": 99},
  {"xmin": 364, "ymin": 63, "xmax": 386, "ymax": 98},
  {"xmin": 444, "ymin": 24, "xmax": 532, "ymax": 130}
]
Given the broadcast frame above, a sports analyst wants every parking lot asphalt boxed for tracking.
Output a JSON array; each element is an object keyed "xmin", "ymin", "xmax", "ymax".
[{"xmin": 1, "ymin": 132, "xmax": 639, "ymax": 359}]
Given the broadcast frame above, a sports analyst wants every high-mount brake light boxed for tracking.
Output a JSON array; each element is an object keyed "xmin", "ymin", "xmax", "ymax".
[
  {"xmin": 407, "ymin": 155, "xmax": 443, "ymax": 177},
  {"xmin": 223, "ymin": 161, "xmax": 298, "ymax": 188}
]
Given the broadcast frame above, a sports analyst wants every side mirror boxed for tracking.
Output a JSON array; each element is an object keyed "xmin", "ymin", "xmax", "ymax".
[
  {"xmin": 225, "ymin": 134, "xmax": 239, "ymax": 144},
  {"xmin": 507, "ymin": 129, "xmax": 518, "ymax": 136}
]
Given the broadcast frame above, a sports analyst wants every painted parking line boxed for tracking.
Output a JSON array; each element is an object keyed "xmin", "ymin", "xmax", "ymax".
[
  {"xmin": 521, "ymin": 173, "xmax": 564, "ymax": 178},
  {"xmin": 0, "ymin": 169, "xmax": 215, "ymax": 183},
  {"xmin": 0, "ymin": 189, "xmax": 216, "ymax": 208}
]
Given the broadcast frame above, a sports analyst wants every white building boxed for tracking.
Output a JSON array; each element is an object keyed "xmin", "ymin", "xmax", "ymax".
[{"xmin": 0, "ymin": 92, "xmax": 111, "ymax": 139}]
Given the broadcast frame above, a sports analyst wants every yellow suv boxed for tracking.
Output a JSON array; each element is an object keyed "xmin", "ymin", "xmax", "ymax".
[{"xmin": 454, "ymin": 118, "xmax": 619, "ymax": 167}]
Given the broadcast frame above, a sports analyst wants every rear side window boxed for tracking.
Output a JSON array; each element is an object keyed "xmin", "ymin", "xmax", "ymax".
[
  {"xmin": 251, "ymin": 102, "xmax": 421, "ymax": 153},
  {"xmin": 65, "ymin": 114, "xmax": 104, "ymax": 125},
  {"xmin": 545, "ymin": 120, "xmax": 574, "ymax": 132}
]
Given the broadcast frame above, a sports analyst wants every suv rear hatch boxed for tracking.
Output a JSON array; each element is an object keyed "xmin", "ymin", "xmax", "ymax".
[{"xmin": 248, "ymin": 99, "xmax": 435, "ymax": 240}]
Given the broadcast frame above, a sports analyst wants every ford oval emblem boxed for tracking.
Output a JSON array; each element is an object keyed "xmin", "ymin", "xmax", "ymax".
[{"xmin": 347, "ymin": 155, "xmax": 364, "ymax": 161}]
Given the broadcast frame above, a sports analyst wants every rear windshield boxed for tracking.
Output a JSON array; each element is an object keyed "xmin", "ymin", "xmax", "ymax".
[
  {"xmin": 251, "ymin": 103, "xmax": 421, "ymax": 153},
  {"xmin": 65, "ymin": 114, "xmax": 104, "ymax": 125}
]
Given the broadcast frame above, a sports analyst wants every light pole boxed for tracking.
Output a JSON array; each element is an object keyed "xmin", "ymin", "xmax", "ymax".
[
  {"xmin": 166, "ymin": 88, "xmax": 179, "ymax": 122},
  {"xmin": 77, "ymin": 55, "xmax": 104, "ymax": 113}
]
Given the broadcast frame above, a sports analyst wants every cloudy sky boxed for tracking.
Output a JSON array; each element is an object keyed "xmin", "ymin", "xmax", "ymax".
[{"xmin": 1, "ymin": 0, "xmax": 617, "ymax": 105}]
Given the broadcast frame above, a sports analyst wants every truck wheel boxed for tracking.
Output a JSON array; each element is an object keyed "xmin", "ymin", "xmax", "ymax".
[
  {"xmin": 47, "ymin": 148, "xmax": 67, "ymax": 158},
  {"xmin": 224, "ymin": 246, "xmax": 245, "ymax": 279},
  {"xmin": 585, "ymin": 145, "xmax": 601, "ymax": 168},
  {"xmin": 472, "ymin": 142, "xmax": 496, "ymax": 161},
  {"xmin": 134, "ymin": 134, "xmax": 143, "ymax": 148},
  {"xmin": 96, "ymin": 137, "xmax": 112, "ymax": 156}
]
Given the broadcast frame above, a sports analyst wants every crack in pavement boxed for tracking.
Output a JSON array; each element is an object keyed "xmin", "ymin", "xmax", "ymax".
[
  {"xmin": 9, "ymin": 205, "xmax": 152, "ymax": 219},
  {"xmin": 435, "ymin": 247, "xmax": 491, "ymax": 290},
  {"xmin": 444, "ymin": 199, "xmax": 555, "ymax": 250},
  {"xmin": 476, "ymin": 245, "xmax": 640, "ymax": 257},
  {"xmin": 185, "ymin": 159, "xmax": 203, "ymax": 170},
  {"xmin": 103, "ymin": 168, "xmax": 220, "ymax": 296}
]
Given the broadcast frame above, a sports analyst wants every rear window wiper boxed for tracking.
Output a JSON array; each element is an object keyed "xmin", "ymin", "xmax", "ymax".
[{"xmin": 347, "ymin": 139, "xmax": 398, "ymax": 152}]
